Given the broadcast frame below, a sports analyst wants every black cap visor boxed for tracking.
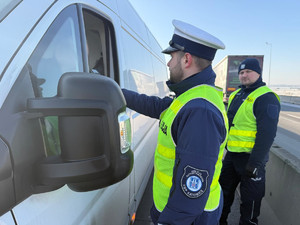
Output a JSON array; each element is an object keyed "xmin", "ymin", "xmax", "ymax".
[
  {"xmin": 162, "ymin": 39, "xmax": 186, "ymax": 54},
  {"xmin": 162, "ymin": 46, "xmax": 178, "ymax": 54}
]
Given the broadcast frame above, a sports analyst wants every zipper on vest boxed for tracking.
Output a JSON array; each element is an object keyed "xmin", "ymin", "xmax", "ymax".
[{"xmin": 170, "ymin": 158, "xmax": 180, "ymax": 198}]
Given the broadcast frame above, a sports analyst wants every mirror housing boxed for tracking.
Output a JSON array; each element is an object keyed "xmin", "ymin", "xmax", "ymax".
[
  {"xmin": 0, "ymin": 138, "xmax": 15, "ymax": 216},
  {"xmin": 27, "ymin": 73, "xmax": 133, "ymax": 192}
]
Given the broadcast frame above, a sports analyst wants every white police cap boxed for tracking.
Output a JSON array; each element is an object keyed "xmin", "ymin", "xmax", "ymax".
[{"xmin": 162, "ymin": 20, "xmax": 225, "ymax": 61}]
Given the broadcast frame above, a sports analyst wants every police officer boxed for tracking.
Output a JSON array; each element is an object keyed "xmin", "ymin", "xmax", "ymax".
[
  {"xmin": 219, "ymin": 58, "xmax": 281, "ymax": 225},
  {"xmin": 122, "ymin": 20, "xmax": 228, "ymax": 225}
]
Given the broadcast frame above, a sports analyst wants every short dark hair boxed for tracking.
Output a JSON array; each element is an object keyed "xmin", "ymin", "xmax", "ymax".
[
  {"xmin": 177, "ymin": 51, "xmax": 212, "ymax": 71},
  {"xmin": 192, "ymin": 55, "xmax": 212, "ymax": 70}
]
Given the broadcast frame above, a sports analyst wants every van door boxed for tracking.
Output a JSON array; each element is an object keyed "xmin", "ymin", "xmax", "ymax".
[{"xmin": 0, "ymin": 3, "xmax": 130, "ymax": 225}]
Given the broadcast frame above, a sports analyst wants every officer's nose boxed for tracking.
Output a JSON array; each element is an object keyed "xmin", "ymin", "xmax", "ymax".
[{"xmin": 167, "ymin": 60, "xmax": 171, "ymax": 67}]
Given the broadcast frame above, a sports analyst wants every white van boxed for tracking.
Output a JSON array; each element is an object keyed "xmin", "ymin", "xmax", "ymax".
[{"xmin": 0, "ymin": 0, "xmax": 168, "ymax": 224}]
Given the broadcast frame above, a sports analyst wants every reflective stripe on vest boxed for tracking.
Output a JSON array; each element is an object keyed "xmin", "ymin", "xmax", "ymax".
[
  {"xmin": 153, "ymin": 85, "xmax": 228, "ymax": 212},
  {"xmin": 227, "ymin": 86, "xmax": 280, "ymax": 153}
]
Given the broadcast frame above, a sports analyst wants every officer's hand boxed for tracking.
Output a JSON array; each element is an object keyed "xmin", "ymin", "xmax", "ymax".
[{"xmin": 245, "ymin": 164, "xmax": 258, "ymax": 178}]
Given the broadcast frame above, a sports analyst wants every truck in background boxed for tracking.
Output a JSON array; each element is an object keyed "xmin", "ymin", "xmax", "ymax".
[{"xmin": 214, "ymin": 55, "xmax": 264, "ymax": 103}]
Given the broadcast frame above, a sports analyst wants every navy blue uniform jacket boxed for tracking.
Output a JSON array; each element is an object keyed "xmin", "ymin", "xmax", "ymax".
[{"xmin": 122, "ymin": 66, "xmax": 227, "ymax": 224}]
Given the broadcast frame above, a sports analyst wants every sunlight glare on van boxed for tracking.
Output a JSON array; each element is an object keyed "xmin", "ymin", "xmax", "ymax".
[{"xmin": 0, "ymin": 0, "xmax": 22, "ymax": 21}]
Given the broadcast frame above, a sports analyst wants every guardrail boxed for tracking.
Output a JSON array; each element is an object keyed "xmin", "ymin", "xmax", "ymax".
[
  {"xmin": 260, "ymin": 93, "xmax": 300, "ymax": 224},
  {"xmin": 279, "ymin": 95, "xmax": 300, "ymax": 105},
  {"xmin": 273, "ymin": 87, "xmax": 300, "ymax": 105}
]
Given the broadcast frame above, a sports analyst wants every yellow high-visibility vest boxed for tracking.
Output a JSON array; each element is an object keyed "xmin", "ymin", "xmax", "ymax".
[
  {"xmin": 153, "ymin": 85, "xmax": 228, "ymax": 212},
  {"xmin": 227, "ymin": 86, "xmax": 280, "ymax": 153}
]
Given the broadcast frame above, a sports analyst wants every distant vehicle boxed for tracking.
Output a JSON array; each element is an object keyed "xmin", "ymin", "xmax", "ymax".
[
  {"xmin": 0, "ymin": 0, "xmax": 168, "ymax": 224},
  {"xmin": 214, "ymin": 55, "xmax": 264, "ymax": 103}
]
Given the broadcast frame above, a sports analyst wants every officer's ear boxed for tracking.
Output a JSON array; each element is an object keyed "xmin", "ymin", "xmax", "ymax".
[{"xmin": 182, "ymin": 53, "xmax": 193, "ymax": 68}]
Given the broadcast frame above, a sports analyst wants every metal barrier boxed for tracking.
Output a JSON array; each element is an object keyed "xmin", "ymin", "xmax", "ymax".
[
  {"xmin": 264, "ymin": 145, "xmax": 300, "ymax": 225},
  {"xmin": 279, "ymin": 95, "xmax": 300, "ymax": 105},
  {"xmin": 258, "ymin": 93, "xmax": 300, "ymax": 224}
]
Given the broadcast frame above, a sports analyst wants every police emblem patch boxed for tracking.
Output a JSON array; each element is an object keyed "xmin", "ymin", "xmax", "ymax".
[
  {"xmin": 181, "ymin": 165, "xmax": 209, "ymax": 198},
  {"xmin": 246, "ymin": 96, "xmax": 254, "ymax": 102}
]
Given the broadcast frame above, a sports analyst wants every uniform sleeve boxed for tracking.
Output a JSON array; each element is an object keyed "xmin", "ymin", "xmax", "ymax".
[
  {"xmin": 249, "ymin": 92, "xmax": 281, "ymax": 168},
  {"xmin": 122, "ymin": 88, "xmax": 172, "ymax": 119},
  {"xmin": 157, "ymin": 99, "xmax": 227, "ymax": 225}
]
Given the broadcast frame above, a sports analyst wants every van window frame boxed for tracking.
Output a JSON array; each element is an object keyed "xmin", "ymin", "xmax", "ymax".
[{"xmin": 79, "ymin": 4, "xmax": 120, "ymax": 84}]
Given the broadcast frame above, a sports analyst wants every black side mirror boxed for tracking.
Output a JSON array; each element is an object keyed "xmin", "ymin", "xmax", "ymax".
[{"xmin": 27, "ymin": 73, "xmax": 133, "ymax": 192}]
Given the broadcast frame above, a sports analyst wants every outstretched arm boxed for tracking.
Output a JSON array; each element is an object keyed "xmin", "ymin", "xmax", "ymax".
[{"xmin": 122, "ymin": 89, "xmax": 173, "ymax": 119}]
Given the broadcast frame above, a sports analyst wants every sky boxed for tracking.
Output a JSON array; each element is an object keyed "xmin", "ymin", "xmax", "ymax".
[{"xmin": 128, "ymin": 0, "xmax": 300, "ymax": 87}]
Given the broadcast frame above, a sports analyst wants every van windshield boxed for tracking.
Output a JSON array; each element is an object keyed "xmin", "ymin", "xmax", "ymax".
[{"xmin": 0, "ymin": 0, "xmax": 22, "ymax": 22}]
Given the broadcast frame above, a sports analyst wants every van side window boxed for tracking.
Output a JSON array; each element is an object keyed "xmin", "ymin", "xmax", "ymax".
[
  {"xmin": 24, "ymin": 5, "xmax": 83, "ymax": 156},
  {"xmin": 27, "ymin": 5, "xmax": 83, "ymax": 98},
  {"xmin": 82, "ymin": 9, "xmax": 118, "ymax": 82}
]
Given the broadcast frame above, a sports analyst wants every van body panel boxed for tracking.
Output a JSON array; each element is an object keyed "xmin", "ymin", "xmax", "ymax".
[
  {"xmin": 0, "ymin": 211, "xmax": 15, "ymax": 224},
  {"xmin": 116, "ymin": 0, "xmax": 151, "ymax": 53},
  {"xmin": 13, "ymin": 181, "xmax": 129, "ymax": 225},
  {"xmin": 0, "ymin": 0, "xmax": 168, "ymax": 224}
]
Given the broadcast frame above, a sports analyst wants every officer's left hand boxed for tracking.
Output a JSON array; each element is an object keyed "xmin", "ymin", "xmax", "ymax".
[{"xmin": 245, "ymin": 164, "xmax": 258, "ymax": 178}]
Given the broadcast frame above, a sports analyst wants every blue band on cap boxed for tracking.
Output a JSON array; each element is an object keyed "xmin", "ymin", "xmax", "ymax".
[{"xmin": 171, "ymin": 34, "xmax": 217, "ymax": 61}]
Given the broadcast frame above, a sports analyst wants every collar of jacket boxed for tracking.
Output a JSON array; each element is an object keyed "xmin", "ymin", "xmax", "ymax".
[
  {"xmin": 239, "ymin": 76, "xmax": 266, "ymax": 93},
  {"xmin": 166, "ymin": 65, "xmax": 216, "ymax": 97}
]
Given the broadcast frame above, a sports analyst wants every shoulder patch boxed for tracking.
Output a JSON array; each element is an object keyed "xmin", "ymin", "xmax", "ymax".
[{"xmin": 181, "ymin": 165, "xmax": 209, "ymax": 198}]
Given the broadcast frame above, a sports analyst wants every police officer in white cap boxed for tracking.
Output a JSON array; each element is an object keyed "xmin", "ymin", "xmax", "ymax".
[{"xmin": 122, "ymin": 20, "xmax": 228, "ymax": 225}]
